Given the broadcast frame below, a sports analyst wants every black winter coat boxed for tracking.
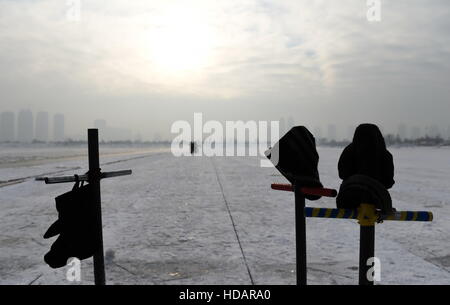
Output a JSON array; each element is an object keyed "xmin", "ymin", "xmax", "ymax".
[
  {"xmin": 338, "ymin": 124, "xmax": 394, "ymax": 189},
  {"xmin": 336, "ymin": 124, "xmax": 395, "ymax": 214}
]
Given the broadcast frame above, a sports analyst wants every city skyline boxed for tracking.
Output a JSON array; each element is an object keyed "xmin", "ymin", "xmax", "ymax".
[
  {"xmin": 1, "ymin": 109, "xmax": 450, "ymax": 142},
  {"xmin": 0, "ymin": 1, "xmax": 449, "ymax": 141},
  {"xmin": 0, "ymin": 110, "xmax": 65, "ymax": 143}
]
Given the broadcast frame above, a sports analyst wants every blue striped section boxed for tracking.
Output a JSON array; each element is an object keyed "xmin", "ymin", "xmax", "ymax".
[
  {"xmin": 343, "ymin": 209, "xmax": 354, "ymax": 219},
  {"xmin": 317, "ymin": 208, "xmax": 327, "ymax": 217},
  {"xmin": 406, "ymin": 211, "xmax": 414, "ymax": 221},
  {"xmin": 330, "ymin": 209, "xmax": 340, "ymax": 218},
  {"xmin": 415, "ymin": 212, "xmax": 424, "ymax": 221},
  {"xmin": 416, "ymin": 212, "xmax": 431, "ymax": 221},
  {"xmin": 304, "ymin": 208, "xmax": 433, "ymax": 221},
  {"xmin": 304, "ymin": 208, "xmax": 313, "ymax": 217}
]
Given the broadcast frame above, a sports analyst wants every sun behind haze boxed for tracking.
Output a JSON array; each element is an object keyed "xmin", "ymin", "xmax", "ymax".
[{"xmin": 0, "ymin": 0, "xmax": 449, "ymax": 140}]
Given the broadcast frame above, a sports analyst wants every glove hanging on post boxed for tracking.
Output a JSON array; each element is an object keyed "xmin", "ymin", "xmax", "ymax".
[{"xmin": 43, "ymin": 178, "xmax": 98, "ymax": 269}]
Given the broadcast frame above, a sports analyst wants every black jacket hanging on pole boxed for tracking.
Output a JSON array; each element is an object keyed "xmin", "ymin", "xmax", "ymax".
[
  {"xmin": 266, "ymin": 126, "xmax": 323, "ymax": 200},
  {"xmin": 336, "ymin": 124, "xmax": 395, "ymax": 214},
  {"xmin": 43, "ymin": 181, "xmax": 97, "ymax": 269}
]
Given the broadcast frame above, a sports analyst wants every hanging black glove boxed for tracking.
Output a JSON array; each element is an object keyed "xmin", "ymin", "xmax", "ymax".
[{"xmin": 43, "ymin": 179, "xmax": 98, "ymax": 269}]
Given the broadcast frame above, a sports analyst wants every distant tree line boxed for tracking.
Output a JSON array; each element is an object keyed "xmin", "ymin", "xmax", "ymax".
[
  {"xmin": 0, "ymin": 139, "xmax": 172, "ymax": 146},
  {"xmin": 2, "ymin": 136, "xmax": 449, "ymax": 147},
  {"xmin": 318, "ymin": 135, "xmax": 450, "ymax": 147}
]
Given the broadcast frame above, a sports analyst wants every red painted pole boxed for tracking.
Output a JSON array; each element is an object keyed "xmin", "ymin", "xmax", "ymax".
[{"xmin": 271, "ymin": 183, "xmax": 337, "ymax": 198}]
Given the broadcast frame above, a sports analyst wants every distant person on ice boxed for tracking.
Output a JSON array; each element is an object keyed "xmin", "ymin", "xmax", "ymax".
[{"xmin": 336, "ymin": 123, "xmax": 395, "ymax": 214}]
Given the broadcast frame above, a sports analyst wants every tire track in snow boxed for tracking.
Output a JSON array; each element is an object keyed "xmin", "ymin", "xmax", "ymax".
[
  {"xmin": 210, "ymin": 158, "xmax": 255, "ymax": 285},
  {"xmin": 0, "ymin": 152, "xmax": 161, "ymax": 189}
]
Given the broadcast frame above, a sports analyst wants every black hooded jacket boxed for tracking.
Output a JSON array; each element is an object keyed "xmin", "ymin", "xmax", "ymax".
[
  {"xmin": 266, "ymin": 126, "xmax": 323, "ymax": 200},
  {"xmin": 338, "ymin": 124, "xmax": 394, "ymax": 189},
  {"xmin": 336, "ymin": 124, "xmax": 395, "ymax": 213}
]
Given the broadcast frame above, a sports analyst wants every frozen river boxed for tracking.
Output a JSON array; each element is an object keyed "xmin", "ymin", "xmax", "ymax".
[{"xmin": 0, "ymin": 145, "xmax": 449, "ymax": 284}]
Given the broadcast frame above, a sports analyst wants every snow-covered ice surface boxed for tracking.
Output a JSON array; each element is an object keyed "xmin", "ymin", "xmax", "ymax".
[{"xmin": 0, "ymin": 145, "xmax": 449, "ymax": 285}]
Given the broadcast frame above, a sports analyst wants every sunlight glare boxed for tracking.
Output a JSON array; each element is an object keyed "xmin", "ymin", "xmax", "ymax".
[{"xmin": 149, "ymin": 7, "xmax": 214, "ymax": 75}]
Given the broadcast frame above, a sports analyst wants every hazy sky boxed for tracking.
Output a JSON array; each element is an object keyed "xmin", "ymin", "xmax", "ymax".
[{"xmin": 0, "ymin": 0, "xmax": 449, "ymax": 140}]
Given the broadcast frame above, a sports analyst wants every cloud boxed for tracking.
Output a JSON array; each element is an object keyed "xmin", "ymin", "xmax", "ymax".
[{"xmin": 0, "ymin": 0, "xmax": 449, "ymax": 139}]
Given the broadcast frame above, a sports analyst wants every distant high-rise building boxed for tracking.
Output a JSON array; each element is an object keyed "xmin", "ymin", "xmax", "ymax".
[
  {"xmin": 94, "ymin": 119, "xmax": 107, "ymax": 130},
  {"xmin": 327, "ymin": 124, "xmax": 337, "ymax": 141},
  {"xmin": 109, "ymin": 127, "xmax": 132, "ymax": 141},
  {"xmin": 53, "ymin": 113, "xmax": 65, "ymax": 142},
  {"xmin": 134, "ymin": 133, "xmax": 143, "ymax": 143},
  {"xmin": 17, "ymin": 110, "xmax": 34, "ymax": 143},
  {"xmin": 279, "ymin": 118, "xmax": 286, "ymax": 137},
  {"xmin": 397, "ymin": 123, "xmax": 407, "ymax": 140},
  {"xmin": 425, "ymin": 125, "xmax": 440, "ymax": 138},
  {"xmin": 446, "ymin": 126, "xmax": 450, "ymax": 140},
  {"xmin": 35, "ymin": 112, "xmax": 49, "ymax": 142},
  {"xmin": 153, "ymin": 133, "xmax": 162, "ymax": 142},
  {"xmin": 411, "ymin": 126, "xmax": 421, "ymax": 140},
  {"xmin": 93, "ymin": 119, "xmax": 131, "ymax": 141},
  {"xmin": 94, "ymin": 119, "xmax": 107, "ymax": 141},
  {"xmin": 313, "ymin": 126, "xmax": 322, "ymax": 139},
  {"xmin": 0, "ymin": 112, "xmax": 15, "ymax": 142},
  {"xmin": 347, "ymin": 125, "xmax": 356, "ymax": 141},
  {"xmin": 287, "ymin": 116, "xmax": 295, "ymax": 130}
]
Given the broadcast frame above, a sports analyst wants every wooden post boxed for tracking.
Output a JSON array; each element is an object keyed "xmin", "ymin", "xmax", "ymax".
[
  {"xmin": 88, "ymin": 129, "xmax": 106, "ymax": 285},
  {"xmin": 294, "ymin": 183, "xmax": 307, "ymax": 285}
]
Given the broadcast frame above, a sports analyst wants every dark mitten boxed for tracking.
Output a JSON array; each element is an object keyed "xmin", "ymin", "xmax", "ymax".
[{"xmin": 44, "ymin": 183, "xmax": 97, "ymax": 268}]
